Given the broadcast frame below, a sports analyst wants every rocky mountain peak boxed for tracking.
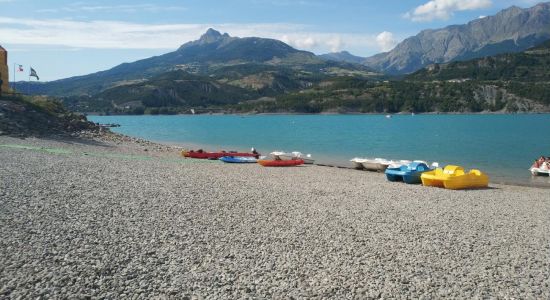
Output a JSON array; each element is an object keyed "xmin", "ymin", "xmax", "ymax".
[
  {"xmin": 178, "ymin": 28, "xmax": 232, "ymax": 50},
  {"xmin": 198, "ymin": 28, "xmax": 226, "ymax": 44},
  {"xmin": 202, "ymin": 28, "xmax": 222, "ymax": 38},
  {"xmin": 199, "ymin": 28, "xmax": 223, "ymax": 44},
  {"xmin": 495, "ymin": 5, "xmax": 523, "ymax": 18}
]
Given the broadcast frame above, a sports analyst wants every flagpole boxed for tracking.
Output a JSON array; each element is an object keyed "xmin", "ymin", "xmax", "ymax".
[
  {"xmin": 12, "ymin": 63, "xmax": 15, "ymax": 92},
  {"xmin": 28, "ymin": 72, "xmax": 31, "ymax": 95}
]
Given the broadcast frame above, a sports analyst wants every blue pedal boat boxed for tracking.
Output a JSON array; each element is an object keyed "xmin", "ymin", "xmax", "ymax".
[
  {"xmin": 219, "ymin": 156, "xmax": 258, "ymax": 163},
  {"xmin": 385, "ymin": 162, "xmax": 432, "ymax": 184}
]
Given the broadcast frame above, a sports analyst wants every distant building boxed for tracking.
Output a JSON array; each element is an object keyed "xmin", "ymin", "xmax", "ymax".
[{"xmin": 0, "ymin": 45, "xmax": 9, "ymax": 95}]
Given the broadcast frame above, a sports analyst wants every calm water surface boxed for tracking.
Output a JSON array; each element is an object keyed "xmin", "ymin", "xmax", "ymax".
[{"xmin": 89, "ymin": 114, "xmax": 550, "ymax": 185}]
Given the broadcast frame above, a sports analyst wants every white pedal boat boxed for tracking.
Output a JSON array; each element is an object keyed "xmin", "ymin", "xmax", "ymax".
[
  {"xmin": 270, "ymin": 151, "xmax": 315, "ymax": 164},
  {"xmin": 361, "ymin": 158, "xmax": 393, "ymax": 172},
  {"xmin": 350, "ymin": 157, "xmax": 369, "ymax": 169}
]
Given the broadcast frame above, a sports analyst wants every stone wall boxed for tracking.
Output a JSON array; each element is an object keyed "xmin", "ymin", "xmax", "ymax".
[{"xmin": 0, "ymin": 46, "xmax": 10, "ymax": 94}]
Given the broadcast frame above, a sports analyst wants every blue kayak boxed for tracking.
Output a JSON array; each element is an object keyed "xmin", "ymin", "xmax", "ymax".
[
  {"xmin": 219, "ymin": 156, "xmax": 258, "ymax": 163},
  {"xmin": 385, "ymin": 162, "xmax": 432, "ymax": 184}
]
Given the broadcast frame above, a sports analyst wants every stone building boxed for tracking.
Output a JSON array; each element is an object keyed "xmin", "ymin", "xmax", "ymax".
[{"xmin": 0, "ymin": 45, "xmax": 9, "ymax": 94}]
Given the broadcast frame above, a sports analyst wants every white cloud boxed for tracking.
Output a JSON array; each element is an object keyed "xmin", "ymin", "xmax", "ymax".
[
  {"xmin": 405, "ymin": 0, "xmax": 492, "ymax": 22},
  {"xmin": 326, "ymin": 36, "xmax": 344, "ymax": 52},
  {"xmin": 375, "ymin": 31, "xmax": 397, "ymax": 52},
  {"xmin": 0, "ymin": 17, "xmax": 399, "ymax": 55},
  {"xmin": 281, "ymin": 34, "xmax": 345, "ymax": 52},
  {"xmin": 281, "ymin": 35, "xmax": 318, "ymax": 49}
]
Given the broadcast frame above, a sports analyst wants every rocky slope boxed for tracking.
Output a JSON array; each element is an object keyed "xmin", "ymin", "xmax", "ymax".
[
  {"xmin": 364, "ymin": 2, "xmax": 550, "ymax": 74},
  {"xmin": 0, "ymin": 95, "xmax": 98, "ymax": 136}
]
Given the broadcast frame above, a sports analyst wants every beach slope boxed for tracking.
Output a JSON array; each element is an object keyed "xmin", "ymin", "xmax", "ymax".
[{"xmin": 0, "ymin": 135, "xmax": 549, "ymax": 298}]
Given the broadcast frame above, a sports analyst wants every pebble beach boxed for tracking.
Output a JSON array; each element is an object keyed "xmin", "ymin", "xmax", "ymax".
[{"xmin": 1, "ymin": 134, "xmax": 549, "ymax": 299}]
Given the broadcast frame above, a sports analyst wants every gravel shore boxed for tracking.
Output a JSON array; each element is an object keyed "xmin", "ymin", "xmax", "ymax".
[{"xmin": 1, "ymin": 135, "xmax": 549, "ymax": 299}]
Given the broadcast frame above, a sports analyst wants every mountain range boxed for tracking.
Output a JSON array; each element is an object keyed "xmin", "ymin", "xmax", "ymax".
[
  {"xmin": 230, "ymin": 39, "xmax": 550, "ymax": 114},
  {"xmin": 320, "ymin": 2, "xmax": 550, "ymax": 75},
  {"xmin": 302, "ymin": 40, "xmax": 550, "ymax": 114},
  {"xmin": 78, "ymin": 39, "xmax": 550, "ymax": 114},
  {"xmin": 18, "ymin": 1, "xmax": 550, "ymax": 114},
  {"xmin": 28, "ymin": 28, "xmax": 373, "ymax": 98}
]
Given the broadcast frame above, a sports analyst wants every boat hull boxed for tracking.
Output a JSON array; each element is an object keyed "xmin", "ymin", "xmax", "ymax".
[
  {"xmin": 386, "ymin": 172, "xmax": 425, "ymax": 184},
  {"xmin": 277, "ymin": 154, "xmax": 314, "ymax": 164},
  {"xmin": 530, "ymin": 167, "xmax": 550, "ymax": 176},
  {"xmin": 362, "ymin": 161, "xmax": 390, "ymax": 172},
  {"xmin": 403, "ymin": 174, "xmax": 423, "ymax": 184},
  {"xmin": 271, "ymin": 152, "xmax": 315, "ymax": 164},
  {"xmin": 219, "ymin": 156, "xmax": 258, "ymax": 163},
  {"xmin": 258, "ymin": 159, "xmax": 304, "ymax": 167},
  {"xmin": 350, "ymin": 158, "xmax": 367, "ymax": 170}
]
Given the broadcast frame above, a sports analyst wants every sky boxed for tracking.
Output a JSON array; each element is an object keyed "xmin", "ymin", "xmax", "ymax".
[{"xmin": 0, "ymin": 0, "xmax": 544, "ymax": 81}]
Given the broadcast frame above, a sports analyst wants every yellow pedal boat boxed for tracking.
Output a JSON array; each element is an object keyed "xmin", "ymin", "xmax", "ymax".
[{"xmin": 420, "ymin": 165, "xmax": 489, "ymax": 190}]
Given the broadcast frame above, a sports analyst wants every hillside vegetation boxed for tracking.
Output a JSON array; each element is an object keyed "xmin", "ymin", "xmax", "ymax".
[
  {"xmin": 230, "ymin": 40, "xmax": 550, "ymax": 114},
  {"xmin": 0, "ymin": 94, "xmax": 98, "ymax": 136}
]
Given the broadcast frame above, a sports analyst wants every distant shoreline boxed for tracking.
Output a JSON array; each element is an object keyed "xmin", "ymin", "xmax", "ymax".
[
  {"xmin": 77, "ymin": 126, "xmax": 550, "ymax": 189},
  {"xmin": 84, "ymin": 111, "xmax": 550, "ymax": 116}
]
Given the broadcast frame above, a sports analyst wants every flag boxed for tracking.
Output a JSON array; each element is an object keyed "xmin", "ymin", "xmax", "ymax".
[
  {"xmin": 30, "ymin": 67, "xmax": 39, "ymax": 80},
  {"xmin": 17, "ymin": 65, "xmax": 23, "ymax": 72}
]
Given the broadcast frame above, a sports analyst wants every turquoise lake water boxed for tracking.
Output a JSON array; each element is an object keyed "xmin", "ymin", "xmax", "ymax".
[{"xmin": 89, "ymin": 114, "xmax": 550, "ymax": 185}]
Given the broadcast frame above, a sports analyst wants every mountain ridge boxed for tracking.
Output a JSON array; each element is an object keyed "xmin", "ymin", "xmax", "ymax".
[{"xmin": 364, "ymin": 2, "xmax": 550, "ymax": 74}]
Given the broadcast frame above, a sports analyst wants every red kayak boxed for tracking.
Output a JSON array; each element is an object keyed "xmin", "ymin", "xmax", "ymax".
[
  {"xmin": 258, "ymin": 159, "xmax": 304, "ymax": 167},
  {"xmin": 182, "ymin": 150, "xmax": 258, "ymax": 159}
]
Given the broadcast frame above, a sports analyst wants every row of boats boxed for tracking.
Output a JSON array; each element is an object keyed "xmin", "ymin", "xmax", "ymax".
[
  {"xmin": 181, "ymin": 149, "xmax": 314, "ymax": 167},
  {"xmin": 350, "ymin": 157, "xmax": 439, "ymax": 172},
  {"xmin": 351, "ymin": 158, "xmax": 489, "ymax": 190},
  {"xmin": 181, "ymin": 148, "xmax": 490, "ymax": 190}
]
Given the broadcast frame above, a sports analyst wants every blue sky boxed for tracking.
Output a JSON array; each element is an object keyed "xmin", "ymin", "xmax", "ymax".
[{"xmin": 0, "ymin": 0, "xmax": 543, "ymax": 81}]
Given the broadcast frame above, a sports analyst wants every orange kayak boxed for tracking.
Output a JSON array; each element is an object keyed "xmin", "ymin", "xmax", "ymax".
[{"xmin": 258, "ymin": 159, "xmax": 304, "ymax": 167}]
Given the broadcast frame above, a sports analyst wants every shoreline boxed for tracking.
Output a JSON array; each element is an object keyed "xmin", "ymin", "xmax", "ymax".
[
  {"xmin": 85, "ymin": 111, "xmax": 550, "ymax": 117},
  {"xmin": 84, "ymin": 130, "xmax": 550, "ymax": 189},
  {"xmin": 5, "ymin": 130, "xmax": 550, "ymax": 189},
  {"xmin": 10, "ymin": 129, "xmax": 550, "ymax": 189}
]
